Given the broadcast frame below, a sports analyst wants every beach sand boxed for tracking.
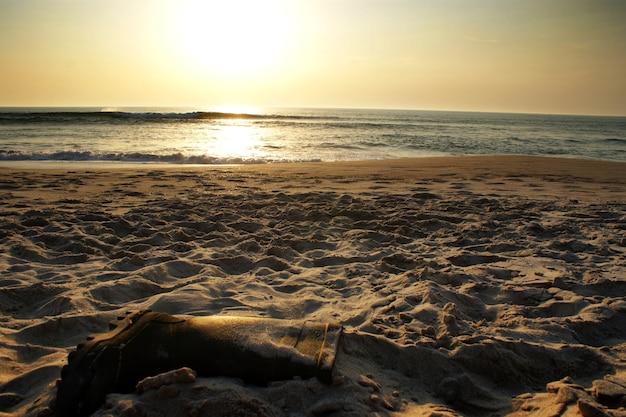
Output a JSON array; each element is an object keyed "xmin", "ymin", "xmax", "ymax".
[{"xmin": 1, "ymin": 155, "xmax": 625, "ymax": 416}]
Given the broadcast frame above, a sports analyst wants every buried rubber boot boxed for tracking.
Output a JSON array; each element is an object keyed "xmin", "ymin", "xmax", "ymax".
[{"xmin": 54, "ymin": 310, "xmax": 342, "ymax": 417}]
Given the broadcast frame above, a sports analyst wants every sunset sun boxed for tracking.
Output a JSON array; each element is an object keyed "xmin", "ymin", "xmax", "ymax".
[{"xmin": 177, "ymin": 0, "xmax": 291, "ymax": 78}]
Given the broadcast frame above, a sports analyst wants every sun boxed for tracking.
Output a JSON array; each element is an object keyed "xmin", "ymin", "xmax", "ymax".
[{"xmin": 177, "ymin": 0, "xmax": 291, "ymax": 78}]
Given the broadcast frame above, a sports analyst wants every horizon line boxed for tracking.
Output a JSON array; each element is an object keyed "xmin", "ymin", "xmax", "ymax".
[{"xmin": 0, "ymin": 105, "xmax": 624, "ymax": 118}]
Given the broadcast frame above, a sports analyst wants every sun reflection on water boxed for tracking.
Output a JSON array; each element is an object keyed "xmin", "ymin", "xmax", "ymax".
[{"xmin": 204, "ymin": 121, "xmax": 266, "ymax": 161}]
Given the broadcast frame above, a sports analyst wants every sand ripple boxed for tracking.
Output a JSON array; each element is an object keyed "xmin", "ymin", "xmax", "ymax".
[{"xmin": 1, "ymin": 160, "xmax": 625, "ymax": 416}]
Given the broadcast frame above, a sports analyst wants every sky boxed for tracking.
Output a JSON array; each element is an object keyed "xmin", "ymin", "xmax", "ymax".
[{"xmin": 1, "ymin": 0, "xmax": 625, "ymax": 116}]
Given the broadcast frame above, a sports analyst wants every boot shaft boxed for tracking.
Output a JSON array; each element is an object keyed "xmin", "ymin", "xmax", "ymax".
[{"xmin": 55, "ymin": 311, "xmax": 342, "ymax": 417}]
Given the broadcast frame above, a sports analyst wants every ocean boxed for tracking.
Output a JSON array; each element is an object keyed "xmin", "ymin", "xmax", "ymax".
[{"xmin": 1, "ymin": 107, "xmax": 625, "ymax": 165}]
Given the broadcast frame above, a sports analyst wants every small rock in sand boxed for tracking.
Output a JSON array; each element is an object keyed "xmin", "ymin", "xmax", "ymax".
[
  {"xmin": 592, "ymin": 378, "xmax": 626, "ymax": 407},
  {"xmin": 578, "ymin": 398, "xmax": 610, "ymax": 417},
  {"xmin": 358, "ymin": 374, "xmax": 381, "ymax": 392},
  {"xmin": 135, "ymin": 367, "xmax": 196, "ymax": 393}
]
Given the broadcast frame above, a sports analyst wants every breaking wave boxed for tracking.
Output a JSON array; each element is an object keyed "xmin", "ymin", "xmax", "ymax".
[
  {"xmin": 0, "ymin": 150, "xmax": 321, "ymax": 165},
  {"xmin": 0, "ymin": 110, "xmax": 321, "ymax": 124}
]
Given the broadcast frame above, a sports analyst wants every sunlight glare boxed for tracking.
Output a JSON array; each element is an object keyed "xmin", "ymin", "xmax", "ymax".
[
  {"xmin": 209, "ymin": 122, "xmax": 263, "ymax": 161},
  {"xmin": 177, "ymin": 0, "xmax": 291, "ymax": 78}
]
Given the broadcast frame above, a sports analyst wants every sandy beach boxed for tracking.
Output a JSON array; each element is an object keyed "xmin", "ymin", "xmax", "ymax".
[{"xmin": 1, "ymin": 155, "xmax": 626, "ymax": 417}]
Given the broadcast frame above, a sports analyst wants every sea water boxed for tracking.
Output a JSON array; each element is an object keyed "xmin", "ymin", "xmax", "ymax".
[{"xmin": 0, "ymin": 107, "xmax": 625, "ymax": 165}]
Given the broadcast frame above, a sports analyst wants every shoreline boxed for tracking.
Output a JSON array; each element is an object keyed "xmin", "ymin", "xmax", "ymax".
[
  {"xmin": 1, "ymin": 154, "xmax": 625, "ymax": 416},
  {"xmin": 2, "ymin": 155, "xmax": 625, "ymax": 203},
  {"xmin": 2, "ymin": 154, "xmax": 625, "ymax": 176},
  {"xmin": 1, "ymin": 153, "xmax": 626, "ymax": 165}
]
